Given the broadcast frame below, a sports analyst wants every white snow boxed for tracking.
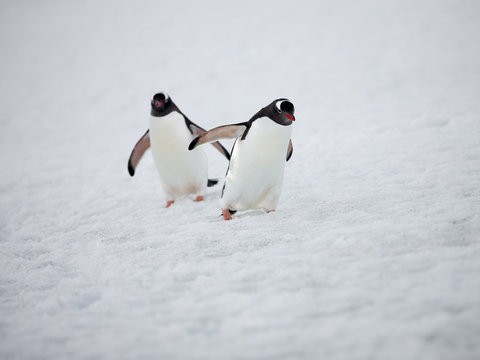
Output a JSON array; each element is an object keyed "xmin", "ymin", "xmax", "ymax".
[{"xmin": 1, "ymin": 0, "xmax": 480, "ymax": 359}]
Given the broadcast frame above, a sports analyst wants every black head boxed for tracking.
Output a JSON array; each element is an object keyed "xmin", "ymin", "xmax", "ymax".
[
  {"xmin": 264, "ymin": 98, "xmax": 295, "ymax": 126},
  {"xmin": 150, "ymin": 92, "xmax": 176, "ymax": 117}
]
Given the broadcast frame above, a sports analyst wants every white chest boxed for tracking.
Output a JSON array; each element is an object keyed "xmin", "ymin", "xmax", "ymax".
[
  {"xmin": 149, "ymin": 112, "xmax": 191, "ymax": 150},
  {"xmin": 221, "ymin": 117, "xmax": 292, "ymax": 210},
  {"xmin": 148, "ymin": 112, "xmax": 207, "ymax": 198},
  {"xmin": 231, "ymin": 117, "xmax": 292, "ymax": 174}
]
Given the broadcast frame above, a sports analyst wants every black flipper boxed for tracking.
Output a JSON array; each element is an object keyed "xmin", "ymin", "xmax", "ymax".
[
  {"xmin": 183, "ymin": 116, "xmax": 231, "ymax": 160},
  {"xmin": 128, "ymin": 130, "xmax": 150, "ymax": 176},
  {"xmin": 188, "ymin": 123, "xmax": 248, "ymax": 151},
  {"xmin": 286, "ymin": 139, "xmax": 293, "ymax": 161}
]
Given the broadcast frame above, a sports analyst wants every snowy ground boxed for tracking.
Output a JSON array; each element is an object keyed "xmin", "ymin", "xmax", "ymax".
[{"xmin": 1, "ymin": 0, "xmax": 480, "ymax": 359}]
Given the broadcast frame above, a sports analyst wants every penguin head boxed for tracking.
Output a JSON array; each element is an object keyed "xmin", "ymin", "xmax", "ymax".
[
  {"xmin": 269, "ymin": 99, "xmax": 295, "ymax": 126},
  {"xmin": 150, "ymin": 92, "xmax": 174, "ymax": 116}
]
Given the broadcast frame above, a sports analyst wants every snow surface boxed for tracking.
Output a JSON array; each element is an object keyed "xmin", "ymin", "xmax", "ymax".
[{"xmin": 1, "ymin": 0, "xmax": 480, "ymax": 359}]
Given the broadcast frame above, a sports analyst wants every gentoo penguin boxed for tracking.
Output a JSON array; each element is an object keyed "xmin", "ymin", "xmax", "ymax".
[
  {"xmin": 128, "ymin": 92, "xmax": 230, "ymax": 207},
  {"xmin": 188, "ymin": 98, "xmax": 294, "ymax": 220}
]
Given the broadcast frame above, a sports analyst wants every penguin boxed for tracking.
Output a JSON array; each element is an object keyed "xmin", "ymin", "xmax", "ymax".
[
  {"xmin": 188, "ymin": 98, "xmax": 294, "ymax": 220},
  {"xmin": 128, "ymin": 92, "xmax": 230, "ymax": 207}
]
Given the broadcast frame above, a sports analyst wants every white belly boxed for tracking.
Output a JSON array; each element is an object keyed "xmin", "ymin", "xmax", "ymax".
[
  {"xmin": 220, "ymin": 117, "xmax": 292, "ymax": 211},
  {"xmin": 149, "ymin": 112, "xmax": 207, "ymax": 200}
]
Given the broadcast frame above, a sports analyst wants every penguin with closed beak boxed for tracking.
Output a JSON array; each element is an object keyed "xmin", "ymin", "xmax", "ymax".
[
  {"xmin": 189, "ymin": 98, "xmax": 294, "ymax": 220},
  {"xmin": 128, "ymin": 92, "xmax": 230, "ymax": 207}
]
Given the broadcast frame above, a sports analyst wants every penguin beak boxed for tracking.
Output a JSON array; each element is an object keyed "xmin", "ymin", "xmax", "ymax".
[{"xmin": 285, "ymin": 114, "xmax": 295, "ymax": 121}]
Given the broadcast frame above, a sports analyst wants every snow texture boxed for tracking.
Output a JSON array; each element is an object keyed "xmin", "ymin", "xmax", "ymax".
[{"xmin": 1, "ymin": 0, "xmax": 480, "ymax": 359}]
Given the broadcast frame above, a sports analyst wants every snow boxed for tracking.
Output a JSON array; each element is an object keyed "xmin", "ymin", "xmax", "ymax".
[{"xmin": 1, "ymin": 0, "xmax": 480, "ymax": 359}]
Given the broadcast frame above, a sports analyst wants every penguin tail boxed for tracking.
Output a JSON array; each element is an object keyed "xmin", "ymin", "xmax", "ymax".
[{"xmin": 207, "ymin": 179, "xmax": 219, "ymax": 187}]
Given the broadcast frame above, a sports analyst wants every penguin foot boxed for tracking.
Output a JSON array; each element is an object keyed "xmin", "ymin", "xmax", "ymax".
[
  {"xmin": 222, "ymin": 209, "xmax": 232, "ymax": 221},
  {"xmin": 266, "ymin": 209, "xmax": 275, "ymax": 213},
  {"xmin": 195, "ymin": 195, "xmax": 204, "ymax": 202},
  {"xmin": 166, "ymin": 200, "xmax": 175, "ymax": 208}
]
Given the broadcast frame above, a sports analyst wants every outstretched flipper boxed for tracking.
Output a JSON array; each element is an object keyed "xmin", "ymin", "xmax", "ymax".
[
  {"xmin": 189, "ymin": 124, "xmax": 248, "ymax": 151},
  {"xmin": 184, "ymin": 118, "xmax": 231, "ymax": 160},
  {"xmin": 286, "ymin": 139, "xmax": 293, "ymax": 161},
  {"xmin": 127, "ymin": 130, "xmax": 150, "ymax": 176}
]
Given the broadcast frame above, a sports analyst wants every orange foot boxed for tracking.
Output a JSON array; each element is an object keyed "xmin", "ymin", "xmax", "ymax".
[
  {"xmin": 266, "ymin": 209, "xmax": 275, "ymax": 213},
  {"xmin": 222, "ymin": 209, "xmax": 232, "ymax": 221},
  {"xmin": 166, "ymin": 200, "xmax": 174, "ymax": 208},
  {"xmin": 195, "ymin": 195, "xmax": 204, "ymax": 202}
]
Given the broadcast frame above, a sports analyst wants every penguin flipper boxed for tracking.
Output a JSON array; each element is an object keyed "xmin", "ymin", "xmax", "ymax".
[
  {"xmin": 186, "ymin": 120, "xmax": 231, "ymax": 160},
  {"xmin": 128, "ymin": 130, "xmax": 150, "ymax": 176},
  {"xmin": 188, "ymin": 124, "xmax": 248, "ymax": 151},
  {"xmin": 286, "ymin": 139, "xmax": 293, "ymax": 161}
]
